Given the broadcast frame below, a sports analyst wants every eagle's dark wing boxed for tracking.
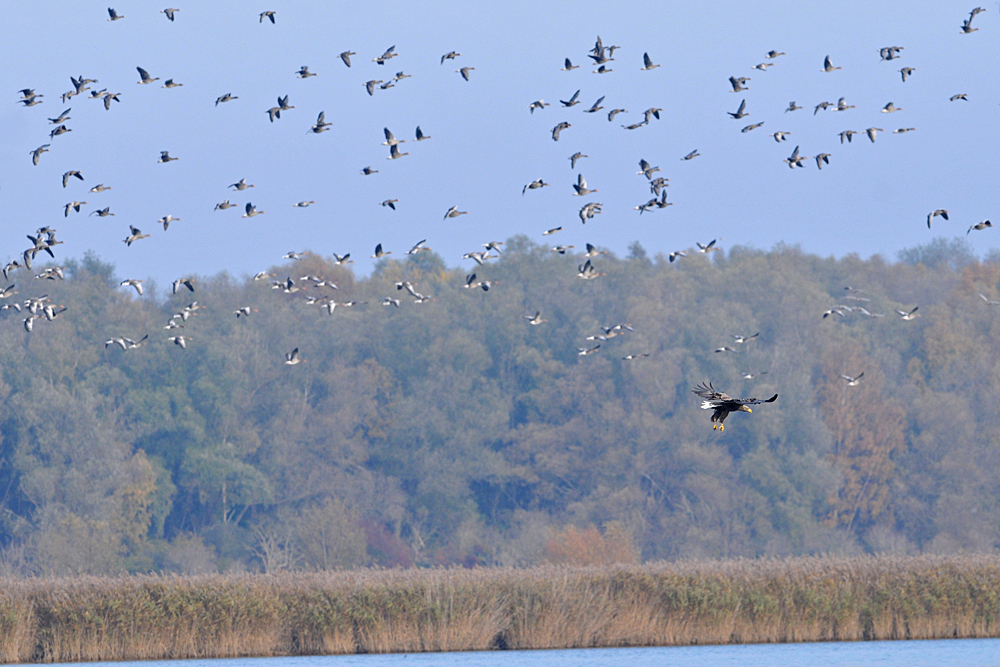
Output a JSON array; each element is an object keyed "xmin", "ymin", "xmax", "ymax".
[
  {"xmin": 692, "ymin": 381, "xmax": 735, "ymax": 404},
  {"xmin": 735, "ymin": 393, "xmax": 779, "ymax": 406}
]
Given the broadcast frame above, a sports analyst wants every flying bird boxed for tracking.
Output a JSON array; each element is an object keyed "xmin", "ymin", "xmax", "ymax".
[
  {"xmin": 693, "ymin": 382, "xmax": 778, "ymax": 431},
  {"xmin": 161, "ymin": 8, "xmax": 179, "ymax": 21},
  {"xmin": 822, "ymin": 55, "xmax": 842, "ymax": 72},
  {"xmin": 968, "ymin": 220, "xmax": 993, "ymax": 235},
  {"xmin": 260, "ymin": 11, "xmax": 276, "ymax": 23},
  {"xmin": 927, "ymin": 209, "xmax": 949, "ymax": 228},
  {"xmin": 840, "ymin": 373, "xmax": 864, "ymax": 386}
]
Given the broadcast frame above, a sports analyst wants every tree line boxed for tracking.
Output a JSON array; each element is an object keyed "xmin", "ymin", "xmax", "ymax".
[{"xmin": 0, "ymin": 236, "xmax": 997, "ymax": 574}]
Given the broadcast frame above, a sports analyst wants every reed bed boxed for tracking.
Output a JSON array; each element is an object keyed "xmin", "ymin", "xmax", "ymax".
[{"xmin": 3, "ymin": 554, "xmax": 1000, "ymax": 663}]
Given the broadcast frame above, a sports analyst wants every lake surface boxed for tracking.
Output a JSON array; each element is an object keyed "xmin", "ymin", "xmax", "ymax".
[{"xmin": 30, "ymin": 639, "xmax": 1000, "ymax": 667}]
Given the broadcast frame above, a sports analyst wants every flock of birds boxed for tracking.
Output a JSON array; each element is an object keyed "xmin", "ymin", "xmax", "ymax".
[{"xmin": 4, "ymin": 7, "xmax": 995, "ymax": 430}]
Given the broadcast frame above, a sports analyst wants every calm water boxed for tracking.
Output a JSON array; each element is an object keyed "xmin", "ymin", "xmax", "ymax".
[{"xmin": 30, "ymin": 640, "xmax": 1000, "ymax": 667}]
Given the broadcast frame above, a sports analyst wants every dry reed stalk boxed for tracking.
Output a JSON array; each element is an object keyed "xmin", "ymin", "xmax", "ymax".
[{"xmin": 3, "ymin": 555, "xmax": 1000, "ymax": 662}]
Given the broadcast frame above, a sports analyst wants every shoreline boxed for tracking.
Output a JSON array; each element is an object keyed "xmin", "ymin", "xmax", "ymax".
[{"xmin": 3, "ymin": 554, "xmax": 1000, "ymax": 663}]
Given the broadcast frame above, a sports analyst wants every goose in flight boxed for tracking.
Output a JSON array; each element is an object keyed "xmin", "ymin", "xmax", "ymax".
[
  {"xmin": 162, "ymin": 79, "xmax": 183, "ymax": 88},
  {"xmin": 753, "ymin": 63, "xmax": 774, "ymax": 71},
  {"xmin": 577, "ymin": 259, "xmax": 603, "ymax": 279},
  {"xmin": 523, "ymin": 179, "xmax": 549, "ymax": 195},
  {"xmin": 371, "ymin": 243, "xmax": 392, "ymax": 258},
  {"xmin": 560, "ymin": 90, "xmax": 581, "ymax": 107},
  {"xmin": 579, "ymin": 202, "xmax": 602, "ymax": 223},
  {"xmin": 48, "ymin": 108, "xmax": 71, "ymax": 124},
  {"xmin": 108, "ymin": 7, "xmax": 124, "ymax": 20},
  {"xmin": 682, "ymin": 149, "xmax": 700, "ymax": 161},
  {"xmin": 338, "ymin": 50, "xmax": 358, "ymax": 67},
  {"xmin": 159, "ymin": 215, "xmax": 181, "ymax": 230},
  {"xmin": 542, "ymin": 227, "xmax": 562, "ymax": 236},
  {"xmin": 742, "ymin": 122, "xmax": 764, "ymax": 133},
  {"xmin": 978, "ymin": 293, "xmax": 1000, "ymax": 306},
  {"xmin": 230, "ymin": 178, "xmax": 254, "ymax": 191},
  {"xmin": 968, "ymin": 220, "xmax": 993, "ymax": 235},
  {"xmin": 637, "ymin": 159, "xmax": 660, "ymax": 179},
  {"xmin": 49, "ymin": 125, "xmax": 71, "ymax": 140},
  {"xmin": 406, "ymin": 239, "xmax": 431, "ymax": 255},
  {"xmin": 927, "ymin": 209, "xmax": 949, "ymax": 228},
  {"xmin": 260, "ymin": 11, "xmax": 276, "ymax": 23},
  {"xmin": 784, "ymin": 146, "xmax": 807, "ymax": 168},
  {"xmin": 697, "ymin": 240, "xmax": 718, "ymax": 253},
  {"xmin": 895, "ymin": 306, "xmax": 920, "ymax": 320},
  {"xmin": 216, "ymin": 93, "xmax": 238, "ymax": 106},
  {"xmin": 90, "ymin": 207, "xmax": 113, "ymax": 217},
  {"xmin": 162, "ymin": 8, "xmax": 179, "ymax": 21},
  {"xmin": 373, "ymin": 45, "xmax": 398, "ymax": 65},
  {"xmin": 388, "ymin": 144, "xmax": 409, "ymax": 159},
  {"xmin": 242, "ymin": 202, "xmax": 264, "ymax": 217},
  {"xmin": 456, "ymin": 67, "xmax": 475, "ymax": 81},
  {"xmin": 31, "ymin": 145, "xmax": 50, "ymax": 166},
  {"xmin": 715, "ymin": 346, "xmax": 737, "ymax": 354},
  {"xmin": 578, "ymin": 345, "xmax": 601, "ymax": 356},
  {"xmin": 528, "ymin": 100, "xmax": 550, "ymax": 113},
  {"xmin": 822, "ymin": 55, "xmax": 842, "ymax": 72},
  {"xmin": 333, "ymin": 253, "xmax": 352, "ymax": 265},
  {"xmin": 573, "ymin": 174, "xmax": 598, "ymax": 196},
  {"xmin": 729, "ymin": 76, "xmax": 750, "ymax": 92},
  {"xmin": 381, "ymin": 199, "xmax": 398, "ymax": 210},
  {"xmin": 583, "ymin": 96, "xmax": 605, "ymax": 113},
  {"xmin": 881, "ymin": 102, "xmax": 902, "ymax": 113},
  {"xmin": 766, "ymin": 50, "xmax": 785, "ymax": 58},
  {"xmin": 444, "ymin": 205, "xmax": 469, "ymax": 219},
  {"xmin": 309, "ymin": 111, "xmax": 331, "ymax": 133},
  {"xmin": 839, "ymin": 130, "xmax": 857, "ymax": 144},
  {"xmin": 840, "ymin": 373, "xmax": 864, "ymax": 386},
  {"xmin": 136, "ymin": 67, "xmax": 159, "ymax": 84},
  {"xmin": 950, "ymin": 93, "xmax": 969, "ymax": 102},
  {"xmin": 785, "ymin": 101, "xmax": 802, "ymax": 112},
  {"xmin": 441, "ymin": 51, "xmax": 461, "ymax": 64},
  {"xmin": 365, "ymin": 80, "xmax": 384, "ymax": 96},
  {"xmin": 415, "ymin": 126, "xmax": 431, "ymax": 141},
  {"xmin": 158, "ymin": 151, "xmax": 178, "ymax": 162},
  {"xmin": 525, "ymin": 311, "xmax": 546, "ymax": 325},
  {"xmin": 835, "ymin": 97, "xmax": 855, "ymax": 111},
  {"xmin": 382, "ymin": 297, "xmax": 401, "ymax": 308},
  {"xmin": 770, "ymin": 131, "xmax": 791, "ymax": 142},
  {"xmin": 551, "ymin": 245, "xmax": 576, "ymax": 254},
  {"xmin": 215, "ymin": 200, "xmax": 237, "ymax": 210},
  {"xmin": 562, "ymin": 58, "xmax": 579, "ymax": 71},
  {"xmin": 569, "ymin": 152, "xmax": 588, "ymax": 169},
  {"xmin": 119, "ymin": 279, "xmax": 144, "ymax": 296},
  {"xmin": 899, "ymin": 67, "xmax": 915, "ymax": 82},
  {"xmin": 62, "ymin": 170, "xmax": 84, "ymax": 188},
  {"xmin": 815, "ymin": 153, "xmax": 831, "ymax": 169},
  {"xmin": 296, "ymin": 66, "xmax": 317, "ymax": 78},
  {"xmin": 124, "ymin": 226, "xmax": 150, "ymax": 246},
  {"xmin": 593, "ymin": 65, "xmax": 613, "ymax": 74},
  {"xmin": 64, "ymin": 201, "xmax": 87, "ymax": 217},
  {"xmin": 742, "ymin": 371, "xmax": 768, "ymax": 379},
  {"xmin": 732, "ymin": 333, "xmax": 759, "ymax": 344},
  {"xmin": 728, "ymin": 99, "xmax": 748, "ymax": 119},
  {"xmin": 584, "ymin": 243, "xmax": 607, "ymax": 258},
  {"xmin": 641, "ymin": 52, "xmax": 660, "ymax": 70},
  {"xmin": 864, "ymin": 127, "xmax": 884, "ymax": 143},
  {"xmin": 382, "ymin": 127, "xmax": 405, "ymax": 146},
  {"xmin": 169, "ymin": 335, "xmax": 190, "ymax": 349},
  {"xmin": 607, "ymin": 108, "xmax": 627, "ymax": 122},
  {"xmin": 361, "ymin": 166, "xmax": 378, "ymax": 175}
]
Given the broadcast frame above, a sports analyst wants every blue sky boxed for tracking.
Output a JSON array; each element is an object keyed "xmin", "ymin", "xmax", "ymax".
[{"xmin": 2, "ymin": 1, "xmax": 997, "ymax": 285}]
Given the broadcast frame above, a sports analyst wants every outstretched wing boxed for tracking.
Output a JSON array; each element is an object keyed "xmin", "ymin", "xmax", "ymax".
[
  {"xmin": 692, "ymin": 381, "xmax": 734, "ymax": 405},
  {"xmin": 736, "ymin": 393, "xmax": 779, "ymax": 406}
]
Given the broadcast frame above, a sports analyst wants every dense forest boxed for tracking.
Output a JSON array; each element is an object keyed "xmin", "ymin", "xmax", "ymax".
[{"xmin": 1, "ymin": 237, "xmax": 999, "ymax": 575}]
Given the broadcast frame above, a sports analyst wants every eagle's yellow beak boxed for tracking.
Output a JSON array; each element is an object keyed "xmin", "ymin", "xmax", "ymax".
[{"xmin": 747, "ymin": 408, "xmax": 752, "ymax": 413}]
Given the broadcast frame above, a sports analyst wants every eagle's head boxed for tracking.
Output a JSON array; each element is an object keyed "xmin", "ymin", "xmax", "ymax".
[{"xmin": 738, "ymin": 406, "xmax": 753, "ymax": 413}]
